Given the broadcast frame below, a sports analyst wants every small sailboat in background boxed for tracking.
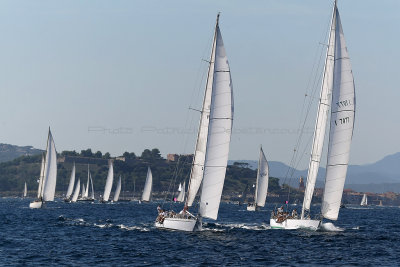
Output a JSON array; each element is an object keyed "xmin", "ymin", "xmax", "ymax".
[
  {"xmin": 29, "ymin": 128, "xmax": 58, "ymax": 209},
  {"xmin": 141, "ymin": 167, "xmax": 153, "ymax": 202},
  {"xmin": 101, "ymin": 161, "xmax": 114, "ymax": 202},
  {"xmin": 113, "ymin": 176, "xmax": 122, "ymax": 202},
  {"xmin": 176, "ymin": 181, "xmax": 185, "ymax": 203},
  {"xmin": 247, "ymin": 146, "xmax": 269, "ymax": 211},
  {"xmin": 71, "ymin": 179, "xmax": 80, "ymax": 203},
  {"xmin": 23, "ymin": 182, "xmax": 27, "ymax": 198},
  {"xmin": 64, "ymin": 162, "xmax": 76, "ymax": 202},
  {"xmin": 78, "ymin": 164, "xmax": 95, "ymax": 201},
  {"xmin": 155, "ymin": 13, "xmax": 234, "ymax": 231},
  {"xmin": 360, "ymin": 194, "xmax": 368, "ymax": 206},
  {"xmin": 270, "ymin": 0, "xmax": 356, "ymax": 230}
]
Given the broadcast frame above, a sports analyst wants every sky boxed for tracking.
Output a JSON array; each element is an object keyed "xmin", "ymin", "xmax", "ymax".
[{"xmin": 0, "ymin": 0, "xmax": 399, "ymax": 168}]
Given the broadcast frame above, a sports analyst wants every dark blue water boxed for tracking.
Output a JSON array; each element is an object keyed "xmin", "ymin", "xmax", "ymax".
[{"xmin": 1, "ymin": 198, "xmax": 399, "ymax": 266}]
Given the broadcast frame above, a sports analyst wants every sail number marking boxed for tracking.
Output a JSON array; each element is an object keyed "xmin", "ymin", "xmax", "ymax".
[
  {"xmin": 334, "ymin": 117, "xmax": 350, "ymax": 126},
  {"xmin": 336, "ymin": 99, "xmax": 352, "ymax": 108}
]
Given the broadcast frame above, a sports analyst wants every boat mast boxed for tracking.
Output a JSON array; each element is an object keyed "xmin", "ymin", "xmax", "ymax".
[
  {"xmin": 300, "ymin": 0, "xmax": 337, "ymax": 220},
  {"xmin": 185, "ymin": 13, "xmax": 220, "ymax": 209}
]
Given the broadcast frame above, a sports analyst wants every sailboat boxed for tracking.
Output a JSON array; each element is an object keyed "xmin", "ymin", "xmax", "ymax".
[
  {"xmin": 71, "ymin": 179, "xmax": 80, "ymax": 203},
  {"xmin": 113, "ymin": 176, "xmax": 122, "ymax": 202},
  {"xmin": 101, "ymin": 161, "xmax": 114, "ymax": 202},
  {"xmin": 270, "ymin": 0, "xmax": 356, "ymax": 230},
  {"xmin": 176, "ymin": 181, "xmax": 185, "ymax": 203},
  {"xmin": 155, "ymin": 14, "xmax": 234, "ymax": 231},
  {"xmin": 29, "ymin": 128, "xmax": 58, "ymax": 209},
  {"xmin": 64, "ymin": 162, "xmax": 76, "ymax": 202},
  {"xmin": 23, "ymin": 182, "xmax": 27, "ymax": 198},
  {"xmin": 78, "ymin": 164, "xmax": 95, "ymax": 201},
  {"xmin": 141, "ymin": 167, "xmax": 153, "ymax": 202},
  {"xmin": 247, "ymin": 146, "xmax": 269, "ymax": 211},
  {"xmin": 360, "ymin": 194, "xmax": 368, "ymax": 206}
]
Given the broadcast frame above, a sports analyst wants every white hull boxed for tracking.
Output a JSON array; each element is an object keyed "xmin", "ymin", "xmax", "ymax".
[
  {"xmin": 247, "ymin": 205, "xmax": 256, "ymax": 211},
  {"xmin": 29, "ymin": 200, "xmax": 43, "ymax": 209},
  {"xmin": 155, "ymin": 217, "xmax": 197, "ymax": 232},
  {"xmin": 270, "ymin": 218, "xmax": 320, "ymax": 230}
]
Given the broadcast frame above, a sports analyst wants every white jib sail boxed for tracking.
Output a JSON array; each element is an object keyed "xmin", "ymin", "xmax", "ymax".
[
  {"xmin": 301, "ymin": 3, "xmax": 336, "ymax": 216},
  {"xmin": 321, "ymin": 7, "xmax": 356, "ymax": 221},
  {"xmin": 71, "ymin": 179, "xmax": 80, "ymax": 202},
  {"xmin": 141, "ymin": 167, "xmax": 153, "ymax": 201},
  {"xmin": 199, "ymin": 17, "xmax": 234, "ymax": 220},
  {"xmin": 255, "ymin": 147, "xmax": 269, "ymax": 207},
  {"xmin": 84, "ymin": 166, "xmax": 90, "ymax": 198},
  {"xmin": 81, "ymin": 183, "xmax": 86, "ymax": 198},
  {"xmin": 113, "ymin": 176, "xmax": 122, "ymax": 202},
  {"xmin": 186, "ymin": 22, "xmax": 216, "ymax": 208},
  {"xmin": 42, "ymin": 129, "xmax": 58, "ymax": 202},
  {"xmin": 66, "ymin": 163, "xmax": 76, "ymax": 199},
  {"xmin": 37, "ymin": 154, "xmax": 45, "ymax": 199},
  {"xmin": 177, "ymin": 181, "xmax": 185, "ymax": 202},
  {"xmin": 103, "ymin": 161, "xmax": 114, "ymax": 201},
  {"xmin": 24, "ymin": 182, "xmax": 27, "ymax": 197}
]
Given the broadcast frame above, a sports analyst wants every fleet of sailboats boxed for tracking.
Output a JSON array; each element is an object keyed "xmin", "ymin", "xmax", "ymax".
[
  {"xmin": 155, "ymin": 13, "xmax": 234, "ymax": 231},
  {"xmin": 270, "ymin": 0, "xmax": 356, "ymax": 230}
]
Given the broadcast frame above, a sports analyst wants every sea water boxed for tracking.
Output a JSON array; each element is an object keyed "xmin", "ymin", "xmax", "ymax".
[{"xmin": 0, "ymin": 198, "xmax": 399, "ymax": 265}]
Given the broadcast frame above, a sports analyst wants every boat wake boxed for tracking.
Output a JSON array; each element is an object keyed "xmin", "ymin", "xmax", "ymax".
[
  {"xmin": 204, "ymin": 222, "xmax": 270, "ymax": 232},
  {"xmin": 319, "ymin": 222, "xmax": 344, "ymax": 232}
]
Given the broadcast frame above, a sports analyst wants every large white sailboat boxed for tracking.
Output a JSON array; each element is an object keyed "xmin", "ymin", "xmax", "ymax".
[
  {"xmin": 360, "ymin": 194, "xmax": 368, "ymax": 206},
  {"xmin": 101, "ymin": 161, "xmax": 114, "ymax": 202},
  {"xmin": 270, "ymin": 0, "xmax": 356, "ymax": 230},
  {"xmin": 141, "ymin": 167, "xmax": 153, "ymax": 202},
  {"xmin": 29, "ymin": 128, "xmax": 58, "ymax": 209},
  {"xmin": 155, "ymin": 14, "xmax": 234, "ymax": 232},
  {"xmin": 247, "ymin": 146, "xmax": 269, "ymax": 211},
  {"xmin": 64, "ymin": 162, "xmax": 76, "ymax": 202}
]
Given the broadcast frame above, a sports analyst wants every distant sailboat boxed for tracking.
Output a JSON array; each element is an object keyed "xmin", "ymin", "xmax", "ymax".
[
  {"xmin": 360, "ymin": 194, "xmax": 368, "ymax": 206},
  {"xmin": 29, "ymin": 128, "xmax": 58, "ymax": 209},
  {"xmin": 247, "ymin": 146, "xmax": 269, "ymax": 211},
  {"xmin": 176, "ymin": 181, "xmax": 186, "ymax": 203},
  {"xmin": 78, "ymin": 164, "xmax": 95, "ymax": 201},
  {"xmin": 101, "ymin": 161, "xmax": 114, "ymax": 202},
  {"xmin": 23, "ymin": 182, "xmax": 27, "ymax": 198},
  {"xmin": 155, "ymin": 14, "xmax": 234, "ymax": 231},
  {"xmin": 71, "ymin": 179, "xmax": 80, "ymax": 203},
  {"xmin": 64, "ymin": 162, "xmax": 76, "ymax": 202},
  {"xmin": 113, "ymin": 176, "xmax": 122, "ymax": 202},
  {"xmin": 270, "ymin": 0, "xmax": 356, "ymax": 230},
  {"xmin": 141, "ymin": 167, "xmax": 153, "ymax": 202}
]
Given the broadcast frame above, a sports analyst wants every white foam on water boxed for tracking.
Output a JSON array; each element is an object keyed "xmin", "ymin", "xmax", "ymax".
[
  {"xmin": 118, "ymin": 224, "xmax": 150, "ymax": 232},
  {"xmin": 320, "ymin": 222, "xmax": 344, "ymax": 232}
]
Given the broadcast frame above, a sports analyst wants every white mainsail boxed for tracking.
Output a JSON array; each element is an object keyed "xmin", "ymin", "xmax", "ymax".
[
  {"xmin": 255, "ymin": 147, "xmax": 269, "ymax": 207},
  {"xmin": 321, "ymin": 6, "xmax": 356, "ymax": 221},
  {"xmin": 37, "ymin": 154, "xmax": 45, "ymax": 199},
  {"xmin": 177, "ymin": 181, "xmax": 185, "ymax": 202},
  {"xmin": 81, "ymin": 183, "xmax": 86, "ymax": 198},
  {"xmin": 141, "ymin": 167, "xmax": 153, "ymax": 202},
  {"xmin": 65, "ymin": 163, "xmax": 76, "ymax": 199},
  {"xmin": 84, "ymin": 165, "xmax": 90, "ymax": 198},
  {"xmin": 360, "ymin": 194, "xmax": 367, "ymax": 206},
  {"xmin": 71, "ymin": 179, "xmax": 80, "ymax": 202},
  {"xmin": 113, "ymin": 176, "xmax": 122, "ymax": 202},
  {"xmin": 90, "ymin": 173, "xmax": 95, "ymax": 200},
  {"xmin": 186, "ymin": 24, "xmax": 216, "ymax": 207},
  {"xmin": 42, "ymin": 129, "xmax": 57, "ymax": 202},
  {"xmin": 199, "ymin": 18, "xmax": 234, "ymax": 220},
  {"xmin": 301, "ymin": 3, "xmax": 336, "ymax": 218},
  {"xmin": 102, "ymin": 161, "xmax": 114, "ymax": 201},
  {"xmin": 24, "ymin": 182, "xmax": 27, "ymax": 198}
]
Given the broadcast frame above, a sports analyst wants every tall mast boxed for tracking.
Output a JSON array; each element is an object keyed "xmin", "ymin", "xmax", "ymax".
[
  {"xmin": 185, "ymin": 14, "xmax": 220, "ymax": 208},
  {"xmin": 301, "ymin": 1, "xmax": 337, "ymax": 219}
]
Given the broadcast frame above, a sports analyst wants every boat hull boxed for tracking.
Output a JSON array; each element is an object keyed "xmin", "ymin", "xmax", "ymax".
[
  {"xmin": 155, "ymin": 217, "xmax": 197, "ymax": 232},
  {"xmin": 247, "ymin": 205, "xmax": 256, "ymax": 211},
  {"xmin": 270, "ymin": 218, "xmax": 320, "ymax": 230},
  {"xmin": 29, "ymin": 201, "xmax": 43, "ymax": 209}
]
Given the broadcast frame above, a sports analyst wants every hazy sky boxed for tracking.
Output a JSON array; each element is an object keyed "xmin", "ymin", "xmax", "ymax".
[{"xmin": 0, "ymin": 0, "xmax": 398, "ymax": 168}]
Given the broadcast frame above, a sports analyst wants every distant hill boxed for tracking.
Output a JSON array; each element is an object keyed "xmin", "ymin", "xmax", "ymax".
[
  {"xmin": 230, "ymin": 152, "xmax": 400, "ymax": 193},
  {"xmin": 0, "ymin": 144, "xmax": 43, "ymax": 163}
]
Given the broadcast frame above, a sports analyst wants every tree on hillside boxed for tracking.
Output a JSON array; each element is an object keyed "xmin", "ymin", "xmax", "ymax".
[{"xmin": 80, "ymin": 149, "xmax": 93, "ymax": 157}]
